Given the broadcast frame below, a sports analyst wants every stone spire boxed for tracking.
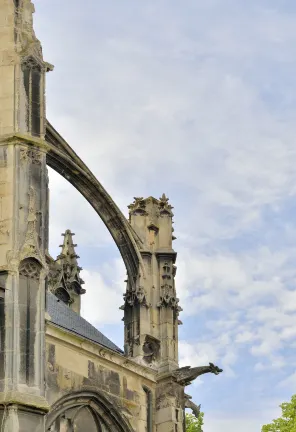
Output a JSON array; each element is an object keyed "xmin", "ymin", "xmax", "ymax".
[
  {"xmin": 48, "ymin": 230, "xmax": 85, "ymax": 315},
  {"xmin": 57, "ymin": 229, "xmax": 80, "ymax": 267},
  {"xmin": 122, "ymin": 194, "xmax": 181, "ymax": 373}
]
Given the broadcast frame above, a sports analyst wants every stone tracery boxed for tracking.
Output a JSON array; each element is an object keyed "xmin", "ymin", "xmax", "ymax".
[{"xmin": 46, "ymin": 391, "xmax": 134, "ymax": 432}]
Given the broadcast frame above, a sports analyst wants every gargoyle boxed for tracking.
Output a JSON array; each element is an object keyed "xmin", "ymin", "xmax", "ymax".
[
  {"xmin": 184, "ymin": 394, "xmax": 201, "ymax": 419},
  {"xmin": 172, "ymin": 362, "xmax": 223, "ymax": 386}
]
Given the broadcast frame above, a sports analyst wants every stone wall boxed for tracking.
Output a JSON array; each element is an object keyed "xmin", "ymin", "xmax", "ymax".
[{"xmin": 45, "ymin": 323, "xmax": 157, "ymax": 432}]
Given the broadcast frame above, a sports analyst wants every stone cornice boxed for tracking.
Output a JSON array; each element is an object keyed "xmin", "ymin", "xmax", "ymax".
[
  {"xmin": 155, "ymin": 249, "xmax": 177, "ymax": 263},
  {"xmin": 140, "ymin": 250, "xmax": 153, "ymax": 258},
  {"xmin": 0, "ymin": 391, "xmax": 50, "ymax": 412},
  {"xmin": 0, "ymin": 133, "xmax": 50, "ymax": 151}
]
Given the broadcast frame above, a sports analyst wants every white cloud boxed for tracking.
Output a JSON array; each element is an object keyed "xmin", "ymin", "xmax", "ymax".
[
  {"xmin": 278, "ymin": 371, "xmax": 296, "ymax": 390},
  {"xmin": 176, "ymin": 245, "xmax": 296, "ymax": 382},
  {"xmin": 80, "ymin": 259, "xmax": 126, "ymax": 326},
  {"xmin": 254, "ymin": 356, "xmax": 286, "ymax": 372}
]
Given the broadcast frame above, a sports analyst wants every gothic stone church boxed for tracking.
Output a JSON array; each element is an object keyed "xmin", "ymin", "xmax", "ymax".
[{"xmin": 0, "ymin": 1, "xmax": 222, "ymax": 431}]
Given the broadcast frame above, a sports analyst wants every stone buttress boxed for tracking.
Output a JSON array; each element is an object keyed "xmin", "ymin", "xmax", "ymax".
[
  {"xmin": 122, "ymin": 196, "xmax": 185, "ymax": 431},
  {"xmin": 0, "ymin": 0, "xmax": 52, "ymax": 430}
]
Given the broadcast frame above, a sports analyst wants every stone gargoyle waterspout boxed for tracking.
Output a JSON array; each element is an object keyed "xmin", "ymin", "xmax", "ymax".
[
  {"xmin": 184, "ymin": 394, "xmax": 201, "ymax": 419},
  {"xmin": 172, "ymin": 362, "xmax": 223, "ymax": 386}
]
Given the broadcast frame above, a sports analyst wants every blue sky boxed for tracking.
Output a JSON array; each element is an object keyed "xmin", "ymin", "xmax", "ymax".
[{"xmin": 34, "ymin": 0, "xmax": 296, "ymax": 430}]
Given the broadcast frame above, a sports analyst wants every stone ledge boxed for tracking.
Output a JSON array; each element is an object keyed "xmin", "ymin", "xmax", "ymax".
[
  {"xmin": 0, "ymin": 132, "xmax": 50, "ymax": 151},
  {"xmin": 0, "ymin": 391, "xmax": 50, "ymax": 412},
  {"xmin": 155, "ymin": 249, "xmax": 177, "ymax": 263}
]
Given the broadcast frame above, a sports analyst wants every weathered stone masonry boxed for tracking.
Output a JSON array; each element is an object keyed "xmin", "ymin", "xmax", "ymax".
[{"xmin": 0, "ymin": 1, "xmax": 222, "ymax": 431}]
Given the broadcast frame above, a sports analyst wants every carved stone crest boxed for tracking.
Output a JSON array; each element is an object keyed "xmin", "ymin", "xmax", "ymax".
[
  {"xmin": 121, "ymin": 284, "xmax": 150, "ymax": 309},
  {"xmin": 128, "ymin": 197, "xmax": 148, "ymax": 216},
  {"xmin": 158, "ymin": 193, "xmax": 174, "ymax": 217}
]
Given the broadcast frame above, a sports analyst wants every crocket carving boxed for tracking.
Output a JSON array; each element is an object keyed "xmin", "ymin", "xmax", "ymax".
[{"xmin": 172, "ymin": 362, "xmax": 223, "ymax": 386}]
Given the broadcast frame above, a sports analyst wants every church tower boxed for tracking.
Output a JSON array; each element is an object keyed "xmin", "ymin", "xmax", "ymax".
[{"xmin": 0, "ymin": 1, "xmax": 52, "ymax": 430}]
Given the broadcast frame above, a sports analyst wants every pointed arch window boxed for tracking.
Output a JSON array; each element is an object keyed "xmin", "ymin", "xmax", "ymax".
[
  {"xmin": 46, "ymin": 391, "xmax": 133, "ymax": 432},
  {"xmin": 22, "ymin": 57, "xmax": 43, "ymax": 137}
]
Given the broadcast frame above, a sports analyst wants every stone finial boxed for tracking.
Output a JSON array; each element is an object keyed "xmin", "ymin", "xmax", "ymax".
[
  {"xmin": 57, "ymin": 229, "xmax": 79, "ymax": 265},
  {"xmin": 128, "ymin": 197, "xmax": 147, "ymax": 216},
  {"xmin": 48, "ymin": 230, "xmax": 85, "ymax": 312},
  {"xmin": 158, "ymin": 193, "xmax": 174, "ymax": 217}
]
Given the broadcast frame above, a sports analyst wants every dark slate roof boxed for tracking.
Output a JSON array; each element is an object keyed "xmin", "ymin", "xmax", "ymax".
[{"xmin": 46, "ymin": 291, "xmax": 124, "ymax": 354}]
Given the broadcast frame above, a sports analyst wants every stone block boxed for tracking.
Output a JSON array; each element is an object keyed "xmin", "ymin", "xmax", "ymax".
[
  {"xmin": 0, "ymin": 27, "xmax": 14, "ymax": 47},
  {"xmin": 0, "ymin": 109, "xmax": 14, "ymax": 131},
  {"xmin": 0, "ymin": 7, "xmax": 14, "ymax": 28},
  {"xmin": 156, "ymin": 422, "xmax": 175, "ymax": 432},
  {"xmin": 155, "ymin": 406, "xmax": 174, "ymax": 424},
  {"xmin": 0, "ymin": 95, "xmax": 14, "ymax": 112}
]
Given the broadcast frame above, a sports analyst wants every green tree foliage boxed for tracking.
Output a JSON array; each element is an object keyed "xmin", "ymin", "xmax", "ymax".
[
  {"xmin": 186, "ymin": 412, "xmax": 204, "ymax": 432},
  {"xmin": 262, "ymin": 394, "xmax": 296, "ymax": 432}
]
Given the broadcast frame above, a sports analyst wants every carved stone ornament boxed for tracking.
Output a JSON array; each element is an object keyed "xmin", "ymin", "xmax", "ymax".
[
  {"xmin": 48, "ymin": 230, "xmax": 85, "ymax": 305},
  {"xmin": 4, "ymin": 188, "xmax": 46, "ymax": 273},
  {"xmin": 158, "ymin": 193, "xmax": 174, "ymax": 217},
  {"xmin": 162, "ymin": 261, "xmax": 172, "ymax": 280},
  {"xmin": 19, "ymin": 258, "xmax": 41, "ymax": 279},
  {"xmin": 20, "ymin": 186, "xmax": 43, "ymax": 263},
  {"xmin": 157, "ymin": 283, "xmax": 183, "ymax": 315},
  {"xmin": 128, "ymin": 197, "xmax": 148, "ymax": 216},
  {"xmin": 172, "ymin": 363, "xmax": 223, "ymax": 386},
  {"xmin": 20, "ymin": 147, "xmax": 42, "ymax": 165},
  {"xmin": 121, "ymin": 285, "xmax": 150, "ymax": 309},
  {"xmin": 142, "ymin": 336, "xmax": 160, "ymax": 364}
]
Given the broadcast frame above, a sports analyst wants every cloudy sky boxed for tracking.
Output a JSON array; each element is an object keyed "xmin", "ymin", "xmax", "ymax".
[{"xmin": 33, "ymin": 0, "xmax": 296, "ymax": 430}]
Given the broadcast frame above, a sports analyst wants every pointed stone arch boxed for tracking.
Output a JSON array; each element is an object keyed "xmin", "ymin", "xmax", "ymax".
[
  {"xmin": 45, "ymin": 122, "xmax": 144, "ymax": 287},
  {"xmin": 46, "ymin": 390, "xmax": 134, "ymax": 432}
]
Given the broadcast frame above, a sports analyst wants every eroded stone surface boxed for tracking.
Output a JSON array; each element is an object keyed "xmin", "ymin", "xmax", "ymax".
[{"xmin": 0, "ymin": 1, "xmax": 221, "ymax": 431}]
